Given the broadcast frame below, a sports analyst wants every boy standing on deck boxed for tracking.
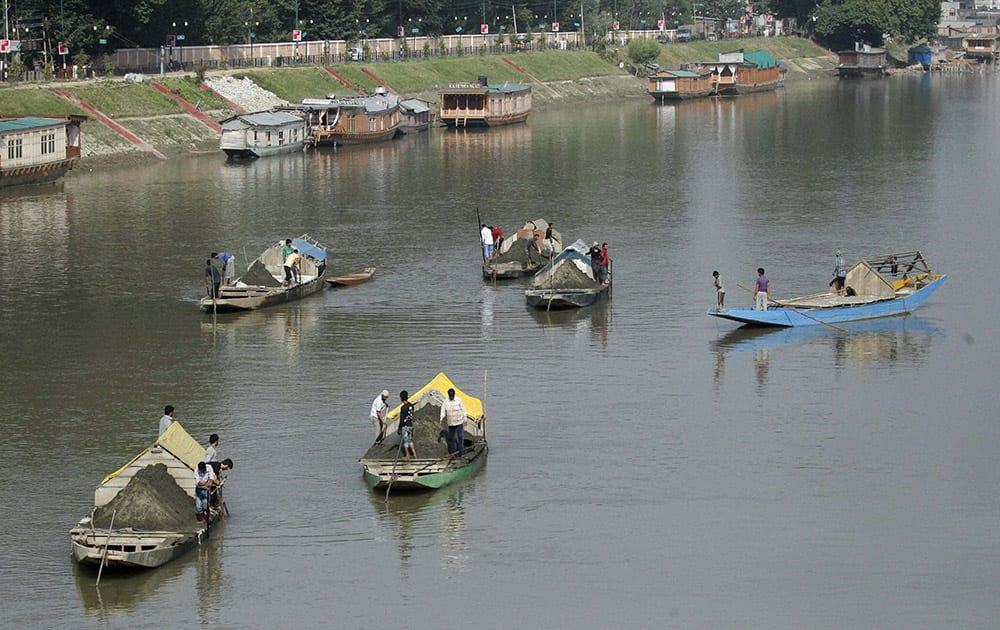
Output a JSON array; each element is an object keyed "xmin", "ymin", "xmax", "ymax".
[{"xmin": 713, "ymin": 271, "xmax": 725, "ymax": 311}]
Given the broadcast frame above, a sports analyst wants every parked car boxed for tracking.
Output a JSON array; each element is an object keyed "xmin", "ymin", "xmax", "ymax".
[{"xmin": 348, "ymin": 47, "xmax": 362, "ymax": 61}]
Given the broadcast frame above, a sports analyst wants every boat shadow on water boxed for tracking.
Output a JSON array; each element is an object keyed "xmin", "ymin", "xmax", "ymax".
[{"xmin": 529, "ymin": 301, "xmax": 612, "ymax": 339}]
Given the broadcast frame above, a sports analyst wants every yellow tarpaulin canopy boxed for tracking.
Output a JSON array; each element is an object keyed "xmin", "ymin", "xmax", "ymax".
[
  {"xmin": 100, "ymin": 421, "xmax": 207, "ymax": 485},
  {"xmin": 387, "ymin": 372, "xmax": 484, "ymax": 420}
]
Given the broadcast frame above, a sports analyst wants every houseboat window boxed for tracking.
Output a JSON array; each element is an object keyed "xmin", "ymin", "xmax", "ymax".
[
  {"xmin": 278, "ymin": 130, "xmax": 284, "ymax": 144},
  {"xmin": 266, "ymin": 131, "xmax": 272, "ymax": 143},
  {"xmin": 7, "ymin": 138, "xmax": 22, "ymax": 159},
  {"xmin": 41, "ymin": 132, "xmax": 56, "ymax": 155},
  {"xmin": 369, "ymin": 116, "xmax": 377, "ymax": 132}
]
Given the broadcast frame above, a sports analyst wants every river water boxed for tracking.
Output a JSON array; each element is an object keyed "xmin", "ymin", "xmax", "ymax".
[{"xmin": 2, "ymin": 74, "xmax": 999, "ymax": 629}]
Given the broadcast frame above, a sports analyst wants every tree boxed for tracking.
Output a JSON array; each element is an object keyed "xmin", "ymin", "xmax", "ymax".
[
  {"xmin": 627, "ymin": 38, "xmax": 660, "ymax": 66},
  {"xmin": 813, "ymin": 0, "xmax": 938, "ymax": 48}
]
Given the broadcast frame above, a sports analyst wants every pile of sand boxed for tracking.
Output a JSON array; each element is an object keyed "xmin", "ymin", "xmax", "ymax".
[
  {"xmin": 362, "ymin": 401, "xmax": 470, "ymax": 460},
  {"xmin": 92, "ymin": 463, "xmax": 197, "ymax": 531}
]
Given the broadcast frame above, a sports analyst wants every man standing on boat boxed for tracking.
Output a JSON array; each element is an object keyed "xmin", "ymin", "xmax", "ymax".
[
  {"xmin": 481, "ymin": 224, "xmax": 494, "ymax": 260},
  {"xmin": 754, "ymin": 267, "xmax": 770, "ymax": 311},
  {"xmin": 283, "ymin": 249, "xmax": 301, "ymax": 288},
  {"xmin": 370, "ymin": 389, "xmax": 390, "ymax": 445},
  {"xmin": 713, "ymin": 270, "xmax": 725, "ymax": 311},
  {"xmin": 204, "ymin": 259, "xmax": 221, "ymax": 299},
  {"xmin": 832, "ymin": 250, "xmax": 847, "ymax": 295},
  {"xmin": 439, "ymin": 388, "xmax": 467, "ymax": 458},
  {"xmin": 194, "ymin": 461, "xmax": 217, "ymax": 522},
  {"xmin": 398, "ymin": 391, "xmax": 417, "ymax": 460},
  {"xmin": 159, "ymin": 405, "xmax": 175, "ymax": 436},
  {"xmin": 212, "ymin": 252, "xmax": 236, "ymax": 286},
  {"xmin": 600, "ymin": 243, "xmax": 611, "ymax": 284}
]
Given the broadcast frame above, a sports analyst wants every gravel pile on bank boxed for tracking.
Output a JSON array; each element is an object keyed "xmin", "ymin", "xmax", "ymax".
[
  {"xmin": 204, "ymin": 76, "xmax": 288, "ymax": 112},
  {"xmin": 92, "ymin": 463, "xmax": 196, "ymax": 531}
]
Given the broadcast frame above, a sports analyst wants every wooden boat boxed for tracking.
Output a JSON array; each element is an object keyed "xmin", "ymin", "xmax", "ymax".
[
  {"xmin": 647, "ymin": 68, "xmax": 716, "ymax": 101},
  {"xmin": 70, "ymin": 422, "xmax": 226, "ymax": 570},
  {"xmin": 200, "ymin": 234, "xmax": 328, "ymax": 312},
  {"xmin": 439, "ymin": 77, "xmax": 531, "ymax": 128},
  {"xmin": 696, "ymin": 49, "xmax": 785, "ymax": 96},
  {"xmin": 707, "ymin": 252, "xmax": 946, "ymax": 328},
  {"xmin": 326, "ymin": 266, "xmax": 376, "ymax": 287},
  {"xmin": 836, "ymin": 45, "xmax": 891, "ymax": 78},
  {"xmin": 0, "ymin": 115, "xmax": 85, "ymax": 187},
  {"xmin": 399, "ymin": 98, "xmax": 434, "ymax": 133},
  {"xmin": 280, "ymin": 88, "xmax": 400, "ymax": 146},
  {"xmin": 219, "ymin": 110, "xmax": 308, "ymax": 158},
  {"xmin": 524, "ymin": 240, "xmax": 611, "ymax": 309},
  {"xmin": 359, "ymin": 373, "xmax": 488, "ymax": 492},
  {"xmin": 483, "ymin": 219, "xmax": 560, "ymax": 280}
]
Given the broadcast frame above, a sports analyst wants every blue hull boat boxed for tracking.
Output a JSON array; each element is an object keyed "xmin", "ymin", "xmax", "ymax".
[{"xmin": 708, "ymin": 252, "xmax": 946, "ymax": 328}]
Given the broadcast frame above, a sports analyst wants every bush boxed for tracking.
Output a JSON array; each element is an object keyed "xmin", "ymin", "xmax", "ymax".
[{"xmin": 627, "ymin": 38, "xmax": 660, "ymax": 66}]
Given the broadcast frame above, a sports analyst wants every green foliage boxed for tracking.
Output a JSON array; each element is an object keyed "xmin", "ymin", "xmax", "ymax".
[
  {"xmin": 627, "ymin": 38, "xmax": 661, "ymax": 66},
  {"xmin": 813, "ymin": 0, "xmax": 938, "ymax": 47}
]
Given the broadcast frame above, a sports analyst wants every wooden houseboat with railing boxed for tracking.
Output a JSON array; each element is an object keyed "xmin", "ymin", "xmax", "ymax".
[
  {"xmin": 439, "ymin": 77, "xmax": 531, "ymax": 128},
  {"xmin": 696, "ymin": 49, "xmax": 785, "ymax": 96},
  {"xmin": 0, "ymin": 115, "xmax": 85, "ymax": 187},
  {"xmin": 219, "ymin": 110, "xmax": 308, "ymax": 158},
  {"xmin": 280, "ymin": 88, "xmax": 400, "ymax": 147},
  {"xmin": 647, "ymin": 68, "xmax": 716, "ymax": 101}
]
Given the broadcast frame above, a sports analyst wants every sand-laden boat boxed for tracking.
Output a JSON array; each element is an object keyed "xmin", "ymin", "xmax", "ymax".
[
  {"xmin": 326, "ymin": 267, "xmax": 376, "ymax": 287},
  {"xmin": 200, "ymin": 235, "xmax": 328, "ymax": 312},
  {"xmin": 359, "ymin": 373, "xmax": 488, "ymax": 492},
  {"xmin": 525, "ymin": 240, "xmax": 612, "ymax": 309},
  {"xmin": 70, "ymin": 422, "xmax": 227, "ymax": 570},
  {"xmin": 707, "ymin": 251, "xmax": 946, "ymax": 327},
  {"xmin": 483, "ymin": 219, "xmax": 560, "ymax": 280}
]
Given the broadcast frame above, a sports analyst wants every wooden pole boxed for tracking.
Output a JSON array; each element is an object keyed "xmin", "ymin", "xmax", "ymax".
[
  {"xmin": 95, "ymin": 509, "xmax": 116, "ymax": 587},
  {"xmin": 736, "ymin": 284, "xmax": 848, "ymax": 332}
]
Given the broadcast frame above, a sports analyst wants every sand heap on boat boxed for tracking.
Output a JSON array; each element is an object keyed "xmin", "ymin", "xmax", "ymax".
[
  {"xmin": 361, "ymin": 399, "xmax": 457, "ymax": 460},
  {"xmin": 531, "ymin": 242, "xmax": 601, "ymax": 290},
  {"xmin": 489, "ymin": 219, "xmax": 560, "ymax": 269},
  {"xmin": 92, "ymin": 463, "xmax": 196, "ymax": 531}
]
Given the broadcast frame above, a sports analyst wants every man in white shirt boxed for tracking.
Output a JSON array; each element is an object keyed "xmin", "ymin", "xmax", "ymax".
[
  {"xmin": 480, "ymin": 224, "xmax": 494, "ymax": 260},
  {"xmin": 159, "ymin": 405, "xmax": 175, "ymax": 436},
  {"xmin": 370, "ymin": 390, "xmax": 390, "ymax": 444},
  {"xmin": 439, "ymin": 388, "xmax": 467, "ymax": 457},
  {"xmin": 194, "ymin": 461, "xmax": 217, "ymax": 521}
]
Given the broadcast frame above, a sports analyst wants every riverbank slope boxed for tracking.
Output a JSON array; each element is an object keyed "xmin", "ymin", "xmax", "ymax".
[{"xmin": 0, "ymin": 37, "xmax": 836, "ymax": 162}]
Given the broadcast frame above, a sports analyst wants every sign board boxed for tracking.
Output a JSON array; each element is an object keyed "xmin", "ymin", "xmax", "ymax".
[
  {"xmin": 551, "ymin": 22, "xmax": 559, "ymax": 32},
  {"xmin": 480, "ymin": 24, "xmax": 489, "ymax": 34},
  {"xmin": 98, "ymin": 38, "xmax": 108, "ymax": 44},
  {"xmin": 612, "ymin": 21, "xmax": 619, "ymax": 30},
  {"xmin": 165, "ymin": 34, "xmax": 176, "ymax": 46},
  {"xmin": 0, "ymin": 40, "xmax": 8, "ymax": 53},
  {"xmin": 766, "ymin": 14, "xmax": 773, "ymax": 22},
  {"xmin": 657, "ymin": 19, "xmax": 664, "ymax": 30},
  {"xmin": 57, "ymin": 42, "xmax": 68, "ymax": 55},
  {"xmin": 397, "ymin": 26, "xmax": 405, "ymax": 37},
  {"xmin": 292, "ymin": 29, "xmax": 302, "ymax": 41},
  {"xmin": 176, "ymin": 34, "xmax": 185, "ymax": 41}
]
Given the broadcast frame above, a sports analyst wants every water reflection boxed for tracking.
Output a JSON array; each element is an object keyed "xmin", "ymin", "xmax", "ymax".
[
  {"xmin": 75, "ymin": 557, "xmax": 186, "ymax": 618},
  {"xmin": 528, "ymin": 302, "xmax": 612, "ymax": 347},
  {"xmin": 368, "ymin": 480, "xmax": 477, "ymax": 573},
  {"xmin": 200, "ymin": 306, "xmax": 320, "ymax": 359},
  {"xmin": 195, "ymin": 534, "xmax": 225, "ymax": 623},
  {"xmin": 711, "ymin": 316, "xmax": 942, "ymax": 387}
]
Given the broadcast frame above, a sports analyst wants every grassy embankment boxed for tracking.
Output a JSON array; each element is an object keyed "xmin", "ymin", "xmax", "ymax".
[{"xmin": 0, "ymin": 38, "xmax": 834, "ymax": 157}]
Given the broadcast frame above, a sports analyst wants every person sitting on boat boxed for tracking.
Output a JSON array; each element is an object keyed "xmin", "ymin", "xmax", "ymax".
[
  {"xmin": 194, "ymin": 461, "xmax": 217, "ymax": 522},
  {"xmin": 370, "ymin": 389, "xmax": 390, "ymax": 445},
  {"xmin": 832, "ymin": 250, "xmax": 847, "ymax": 296},
  {"xmin": 397, "ymin": 390, "xmax": 417, "ymax": 460},
  {"xmin": 205, "ymin": 259, "xmax": 221, "ymax": 299},
  {"xmin": 283, "ymin": 249, "xmax": 301, "ymax": 288},
  {"xmin": 481, "ymin": 224, "xmax": 494, "ymax": 260},
  {"xmin": 212, "ymin": 251, "xmax": 236, "ymax": 286},
  {"xmin": 439, "ymin": 388, "xmax": 467, "ymax": 458}
]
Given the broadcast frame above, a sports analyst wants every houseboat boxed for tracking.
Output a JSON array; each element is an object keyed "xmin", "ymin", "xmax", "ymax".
[
  {"xmin": 219, "ymin": 110, "xmax": 308, "ymax": 158},
  {"xmin": 647, "ymin": 68, "xmax": 716, "ymax": 101},
  {"xmin": 399, "ymin": 98, "xmax": 434, "ymax": 133},
  {"xmin": 439, "ymin": 77, "xmax": 531, "ymax": 128},
  {"xmin": 0, "ymin": 115, "xmax": 84, "ymax": 187},
  {"xmin": 281, "ymin": 87, "xmax": 400, "ymax": 146},
  {"xmin": 963, "ymin": 34, "xmax": 999, "ymax": 62},
  {"xmin": 836, "ymin": 44, "xmax": 890, "ymax": 78},
  {"xmin": 697, "ymin": 50, "xmax": 784, "ymax": 95}
]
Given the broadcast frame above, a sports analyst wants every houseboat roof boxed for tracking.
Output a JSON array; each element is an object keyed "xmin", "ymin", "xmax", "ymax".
[
  {"xmin": 964, "ymin": 33, "xmax": 1000, "ymax": 41},
  {"xmin": 220, "ymin": 111, "xmax": 304, "ymax": 130},
  {"xmin": 743, "ymin": 50, "xmax": 781, "ymax": 69},
  {"xmin": 0, "ymin": 116, "xmax": 72, "ymax": 134},
  {"xmin": 400, "ymin": 98, "xmax": 434, "ymax": 114},
  {"xmin": 439, "ymin": 82, "xmax": 531, "ymax": 94},
  {"xmin": 295, "ymin": 93, "xmax": 399, "ymax": 115},
  {"xmin": 651, "ymin": 69, "xmax": 705, "ymax": 78}
]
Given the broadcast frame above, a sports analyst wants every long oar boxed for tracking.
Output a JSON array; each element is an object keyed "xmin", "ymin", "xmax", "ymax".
[
  {"xmin": 95, "ymin": 509, "xmax": 117, "ymax": 587},
  {"xmin": 737, "ymin": 284, "xmax": 848, "ymax": 333}
]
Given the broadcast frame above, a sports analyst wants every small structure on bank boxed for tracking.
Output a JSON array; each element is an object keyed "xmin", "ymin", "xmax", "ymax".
[
  {"xmin": 837, "ymin": 44, "xmax": 890, "ymax": 78},
  {"xmin": 963, "ymin": 34, "xmax": 999, "ymax": 62},
  {"xmin": 0, "ymin": 116, "xmax": 85, "ymax": 187}
]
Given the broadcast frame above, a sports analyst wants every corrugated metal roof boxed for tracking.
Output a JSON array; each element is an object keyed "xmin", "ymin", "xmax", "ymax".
[
  {"xmin": 0, "ymin": 117, "xmax": 67, "ymax": 134},
  {"xmin": 400, "ymin": 98, "xmax": 431, "ymax": 114},
  {"xmin": 220, "ymin": 111, "xmax": 304, "ymax": 129}
]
